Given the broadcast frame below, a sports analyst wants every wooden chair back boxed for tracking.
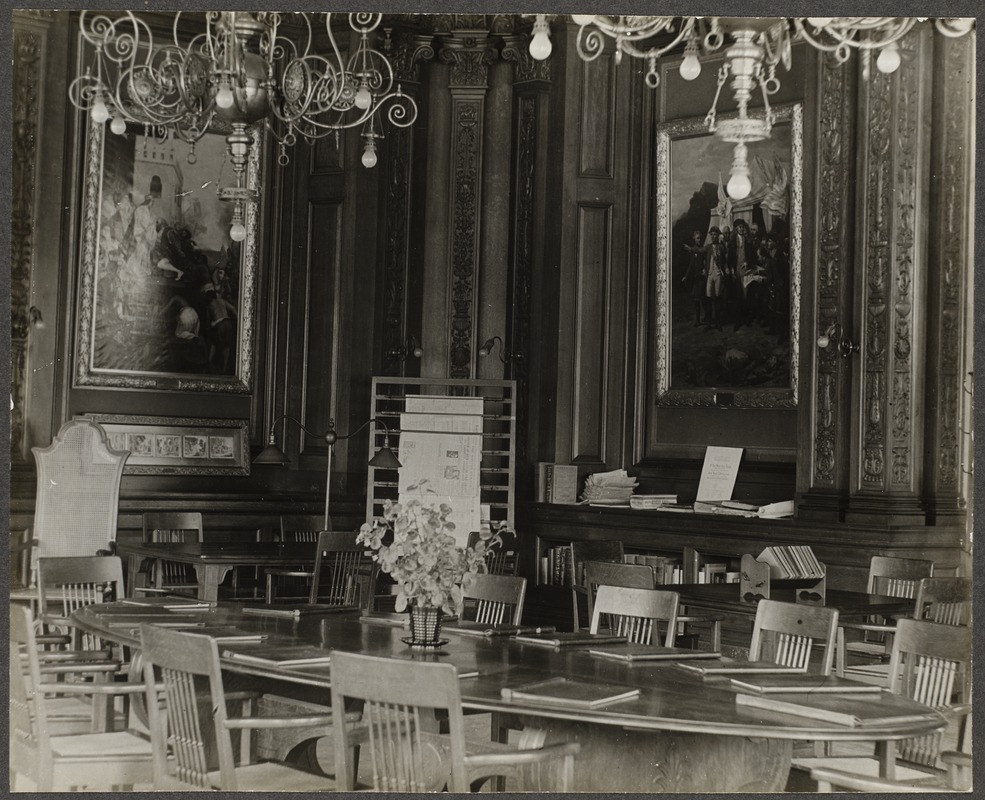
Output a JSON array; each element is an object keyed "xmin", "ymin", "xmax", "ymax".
[
  {"xmin": 139, "ymin": 624, "xmax": 239, "ymax": 790},
  {"xmin": 279, "ymin": 513, "xmax": 327, "ymax": 541},
  {"xmin": 570, "ymin": 540, "xmax": 624, "ymax": 587},
  {"xmin": 590, "ymin": 585, "xmax": 679, "ymax": 646},
  {"xmin": 330, "ymin": 650, "xmax": 469, "ymax": 792},
  {"xmin": 867, "ymin": 556, "xmax": 934, "ymax": 598},
  {"xmin": 10, "ymin": 604, "xmax": 47, "ymax": 768},
  {"xmin": 30, "ymin": 419, "xmax": 128, "ymax": 571},
  {"xmin": 309, "ymin": 530, "xmax": 372, "ymax": 606},
  {"xmin": 37, "ymin": 555, "xmax": 124, "ymax": 651},
  {"xmin": 461, "ymin": 573, "xmax": 527, "ymax": 626},
  {"xmin": 749, "ymin": 599, "xmax": 839, "ymax": 674},
  {"xmin": 467, "ymin": 528, "xmax": 520, "ymax": 575},
  {"xmin": 888, "ymin": 618, "xmax": 973, "ymax": 769},
  {"xmin": 913, "ymin": 577, "xmax": 971, "ymax": 626},
  {"xmin": 583, "ymin": 560, "xmax": 655, "ymax": 629},
  {"xmin": 142, "ymin": 511, "xmax": 204, "ymax": 591}
]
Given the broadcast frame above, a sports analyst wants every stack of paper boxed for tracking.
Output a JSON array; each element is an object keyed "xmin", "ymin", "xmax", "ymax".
[
  {"xmin": 629, "ymin": 494, "xmax": 678, "ymax": 510},
  {"xmin": 581, "ymin": 469, "xmax": 638, "ymax": 506}
]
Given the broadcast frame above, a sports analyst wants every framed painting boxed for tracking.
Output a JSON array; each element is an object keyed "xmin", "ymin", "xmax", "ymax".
[
  {"xmin": 653, "ymin": 103, "xmax": 802, "ymax": 409},
  {"xmin": 84, "ymin": 414, "xmax": 250, "ymax": 475},
  {"xmin": 74, "ymin": 116, "xmax": 262, "ymax": 392}
]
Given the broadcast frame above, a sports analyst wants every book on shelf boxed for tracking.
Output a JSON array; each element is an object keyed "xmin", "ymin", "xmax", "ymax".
[
  {"xmin": 501, "ymin": 677, "xmax": 640, "ymax": 709},
  {"xmin": 513, "ymin": 631, "xmax": 628, "ymax": 648},
  {"xmin": 544, "ymin": 464, "xmax": 579, "ymax": 504},
  {"xmin": 587, "ymin": 644, "xmax": 722, "ymax": 662},
  {"xmin": 541, "ymin": 545, "xmax": 573, "ymax": 586},
  {"xmin": 693, "ymin": 500, "xmax": 758, "ymax": 518},
  {"xmin": 655, "ymin": 503, "xmax": 694, "ymax": 514},
  {"xmin": 757, "ymin": 546, "xmax": 823, "ymax": 580},
  {"xmin": 695, "ymin": 446, "xmax": 744, "ymax": 503},
  {"xmin": 221, "ymin": 644, "xmax": 334, "ymax": 668},
  {"xmin": 676, "ymin": 659, "xmax": 806, "ymax": 676},
  {"xmin": 536, "ymin": 462, "xmax": 552, "ymax": 502},
  {"xmin": 444, "ymin": 622, "xmax": 557, "ymax": 637},
  {"xmin": 734, "ymin": 692, "xmax": 936, "ymax": 728},
  {"xmin": 729, "ymin": 674, "xmax": 884, "ymax": 695}
]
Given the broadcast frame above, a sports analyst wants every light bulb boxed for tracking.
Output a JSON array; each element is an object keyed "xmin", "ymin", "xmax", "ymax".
[
  {"xmin": 817, "ymin": 333, "xmax": 831, "ymax": 349},
  {"xmin": 727, "ymin": 169, "xmax": 752, "ymax": 200},
  {"xmin": 807, "ymin": 18, "xmax": 833, "ymax": 28},
  {"xmin": 215, "ymin": 85, "xmax": 235, "ymax": 109},
  {"xmin": 571, "ymin": 15, "xmax": 595, "ymax": 26},
  {"xmin": 90, "ymin": 98, "xmax": 109, "ymax": 124},
  {"xmin": 876, "ymin": 43, "xmax": 901, "ymax": 74},
  {"xmin": 355, "ymin": 86, "xmax": 372, "ymax": 110},
  {"xmin": 529, "ymin": 30, "xmax": 552, "ymax": 60},
  {"xmin": 229, "ymin": 221, "xmax": 247, "ymax": 242},
  {"xmin": 109, "ymin": 115, "xmax": 127, "ymax": 135},
  {"xmin": 361, "ymin": 145, "xmax": 378, "ymax": 169},
  {"xmin": 680, "ymin": 53, "xmax": 702, "ymax": 81}
]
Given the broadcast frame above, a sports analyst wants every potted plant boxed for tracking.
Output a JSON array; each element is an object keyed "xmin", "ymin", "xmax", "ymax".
[{"xmin": 357, "ymin": 483, "xmax": 503, "ymax": 646}]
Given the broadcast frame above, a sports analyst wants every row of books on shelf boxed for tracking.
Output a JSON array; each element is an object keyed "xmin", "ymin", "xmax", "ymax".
[
  {"xmin": 539, "ymin": 547, "xmax": 741, "ymax": 587},
  {"xmin": 757, "ymin": 545, "xmax": 824, "ymax": 580},
  {"xmin": 540, "ymin": 546, "xmax": 574, "ymax": 586}
]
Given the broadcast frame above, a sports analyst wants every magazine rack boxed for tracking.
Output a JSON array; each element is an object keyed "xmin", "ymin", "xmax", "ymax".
[{"xmin": 739, "ymin": 553, "xmax": 827, "ymax": 607}]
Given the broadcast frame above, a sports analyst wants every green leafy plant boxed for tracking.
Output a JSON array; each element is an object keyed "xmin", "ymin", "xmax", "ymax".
[{"xmin": 357, "ymin": 483, "xmax": 504, "ymax": 615}]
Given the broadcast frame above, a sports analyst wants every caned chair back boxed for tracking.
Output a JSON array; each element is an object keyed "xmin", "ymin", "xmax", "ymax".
[
  {"xmin": 867, "ymin": 556, "xmax": 934, "ymax": 599},
  {"xmin": 583, "ymin": 560, "xmax": 655, "ymax": 630},
  {"xmin": 142, "ymin": 511, "xmax": 204, "ymax": 591},
  {"xmin": 31, "ymin": 419, "xmax": 128, "ymax": 569},
  {"xmin": 330, "ymin": 651, "xmax": 469, "ymax": 792},
  {"xmin": 913, "ymin": 577, "xmax": 971, "ymax": 626},
  {"xmin": 140, "ymin": 624, "xmax": 239, "ymax": 790},
  {"xmin": 888, "ymin": 619, "xmax": 972, "ymax": 769},
  {"xmin": 310, "ymin": 530, "xmax": 372, "ymax": 606},
  {"xmin": 590, "ymin": 585, "xmax": 680, "ymax": 646},
  {"xmin": 279, "ymin": 513, "xmax": 327, "ymax": 541},
  {"xmin": 749, "ymin": 599, "xmax": 839, "ymax": 674},
  {"xmin": 37, "ymin": 555, "xmax": 124, "ymax": 651},
  {"xmin": 461, "ymin": 573, "xmax": 526, "ymax": 626}
]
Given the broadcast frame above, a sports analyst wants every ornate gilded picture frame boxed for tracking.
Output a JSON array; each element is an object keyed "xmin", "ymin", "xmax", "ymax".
[
  {"xmin": 73, "ymin": 115, "xmax": 262, "ymax": 393},
  {"xmin": 654, "ymin": 103, "xmax": 802, "ymax": 409}
]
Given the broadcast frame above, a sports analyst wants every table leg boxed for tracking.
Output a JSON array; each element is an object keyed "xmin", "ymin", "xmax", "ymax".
[{"xmin": 193, "ymin": 565, "xmax": 232, "ymax": 603}]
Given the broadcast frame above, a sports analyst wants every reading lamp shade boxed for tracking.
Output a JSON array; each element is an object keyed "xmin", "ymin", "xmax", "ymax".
[
  {"xmin": 253, "ymin": 442, "xmax": 290, "ymax": 465},
  {"xmin": 368, "ymin": 444, "xmax": 401, "ymax": 470}
]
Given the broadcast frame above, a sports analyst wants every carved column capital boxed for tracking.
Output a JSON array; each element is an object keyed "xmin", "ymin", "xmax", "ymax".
[
  {"xmin": 385, "ymin": 30, "xmax": 436, "ymax": 85},
  {"xmin": 438, "ymin": 33, "xmax": 499, "ymax": 88},
  {"xmin": 501, "ymin": 34, "xmax": 553, "ymax": 84}
]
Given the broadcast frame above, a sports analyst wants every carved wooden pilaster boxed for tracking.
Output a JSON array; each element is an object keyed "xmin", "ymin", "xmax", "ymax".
[
  {"xmin": 923, "ymin": 30, "xmax": 974, "ymax": 522},
  {"xmin": 798, "ymin": 52, "xmax": 857, "ymax": 520},
  {"xmin": 380, "ymin": 33, "xmax": 435, "ymax": 377},
  {"xmin": 848, "ymin": 28, "xmax": 932, "ymax": 525},
  {"xmin": 439, "ymin": 33, "xmax": 497, "ymax": 378},
  {"xmin": 10, "ymin": 16, "xmax": 48, "ymax": 460}
]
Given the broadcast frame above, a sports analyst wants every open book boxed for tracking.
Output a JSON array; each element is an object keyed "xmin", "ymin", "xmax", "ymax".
[
  {"xmin": 729, "ymin": 674, "xmax": 882, "ymax": 695},
  {"xmin": 501, "ymin": 677, "xmax": 640, "ymax": 709},
  {"xmin": 588, "ymin": 644, "xmax": 721, "ymax": 662}
]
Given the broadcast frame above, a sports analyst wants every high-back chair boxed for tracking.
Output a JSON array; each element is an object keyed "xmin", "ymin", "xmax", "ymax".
[
  {"xmin": 9, "ymin": 604, "xmax": 154, "ymax": 791},
  {"xmin": 330, "ymin": 651, "xmax": 580, "ymax": 792},
  {"xmin": 793, "ymin": 618, "xmax": 973, "ymax": 790},
  {"xmin": 748, "ymin": 599, "xmax": 839, "ymax": 674},
  {"xmin": 867, "ymin": 556, "xmax": 935, "ymax": 598},
  {"xmin": 18, "ymin": 420, "xmax": 128, "ymax": 594},
  {"xmin": 590, "ymin": 585, "xmax": 680, "ymax": 646},
  {"xmin": 139, "ymin": 624, "xmax": 342, "ymax": 791},
  {"xmin": 309, "ymin": 530, "xmax": 374, "ymax": 607},
  {"xmin": 569, "ymin": 540, "xmax": 624, "ymax": 630},
  {"xmin": 139, "ymin": 511, "xmax": 204, "ymax": 596},
  {"xmin": 460, "ymin": 573, "xmax": 527, "ymax": 626}
]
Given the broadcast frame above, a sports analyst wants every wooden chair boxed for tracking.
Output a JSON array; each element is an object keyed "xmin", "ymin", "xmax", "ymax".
[
  {"xmin": 139, "ymin": 624, "xmax": 346, "ymax": 791},
  {"xmin": 569, "ymin": 540, "xmax": 624, "ymax": 630},
  {"xmin": 748, "ymin": 599, "xmax": 839, "ymax": 674},
  {"xmin": 262, "ymin": 515, "xmax": 327, "ymax": 602},
  {"xmin": 330, "ymin": 651, "xmax": 580, "ymax": 792},
  {"xmin": 309, "ymin": 530, "xmax": 374, "ymax": 607},
  {"xmin": 9, "ymin": 604, "xmax": 154, "ymax": 791},
  {"xmin": 583, "ymin": 560, "xmax": 655, "ymax": 626},
  {"xmin": 590, "ymin": 585, "xmax": 680, "ymax": 646},
  {"xmin": 836, "ymin": 556, "xmax": 936, "ymax": 676},
  {"xmin": 460, "ymin": 573, "xmax": 526, "ymax": 626},
  {"xmin": 138, "ymin": 511, "xmax": 204, "ymax": 597},
  {"xmin": 11, "ymin": 419, "xmax": 128, "ymax": 603},
  {"xmin": 793, "ymin": 619, "xmax": 973, "ymax": 789},
  {"xmin": 467, "ymin": 528, "xmax": 520, "ymax": 575}
]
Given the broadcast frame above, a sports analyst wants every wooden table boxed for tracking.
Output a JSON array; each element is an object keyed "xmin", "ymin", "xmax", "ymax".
[
  {"xmin": 74, "ymin": 602, "xmax": 945, "ymax": 793},
  {"xmin": 123, "ymin": 542, "xmax": 315, "ymax": 602},
  {"xmin": 676, "ymin": 583, "xmax": 914, "ymax": 619}
]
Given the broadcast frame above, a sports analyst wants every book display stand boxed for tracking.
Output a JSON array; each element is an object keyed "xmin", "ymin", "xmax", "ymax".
[{"xmin": 739, "ymin": 549, "xmax": 826, "ymax": 607}]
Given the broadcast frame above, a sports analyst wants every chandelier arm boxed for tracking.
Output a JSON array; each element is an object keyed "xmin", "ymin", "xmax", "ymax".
[
  {"xmin": 705, "ymin": 62, "xmax": 730, "ymax": 132},
  {"xmin": 615, "ymin": 24, "xmax": 694, "ymax": 62}
]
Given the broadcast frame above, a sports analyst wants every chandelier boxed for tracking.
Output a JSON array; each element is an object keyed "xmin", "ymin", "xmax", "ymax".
[
  {"xmin": 528, "ymin": 15, "xmax": 974, "ymax": 200},
  {"xmin": 69, "ymin": 11, "xmax": 418, "ymax": 241}
]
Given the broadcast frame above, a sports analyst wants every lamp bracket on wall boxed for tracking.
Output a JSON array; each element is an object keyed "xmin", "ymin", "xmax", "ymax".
[
  {"xmin": 478, "ymin": 335, "xmax": 521, "ymax": 365},
  {"xmin": 387, "ymin": 335, "xmax": 423, "ymax": 362},
  {"xmin": 817, "ymin": 323, "xmax": 859, "ymax": 358}
]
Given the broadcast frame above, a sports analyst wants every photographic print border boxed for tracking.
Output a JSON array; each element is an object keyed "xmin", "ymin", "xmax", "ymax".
[
  {"xmin": 654, "ymin": 103, "xmax": 802, "ymax": 409},
  {"xmin": 84, "ymin": 414, "xmax": 250, "ymax": 476}
]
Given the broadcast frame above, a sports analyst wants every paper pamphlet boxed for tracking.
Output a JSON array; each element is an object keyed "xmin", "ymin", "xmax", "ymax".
[
  {"xmin": 398, "ymin": 396, "xmax": 484, "ymax": 545},
  {"xmin": 695, "ymin": 446, "xmax": 743, "ymax": 502}
]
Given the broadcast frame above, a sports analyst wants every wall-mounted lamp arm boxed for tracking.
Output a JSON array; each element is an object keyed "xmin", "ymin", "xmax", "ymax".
[
  {"xmin": 817, "ymin": 323, "xmax": 859, "ymax": 358},
  {"xmin": 478, "ymin": 335, "xmax": 522, "ymax": 365}
]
